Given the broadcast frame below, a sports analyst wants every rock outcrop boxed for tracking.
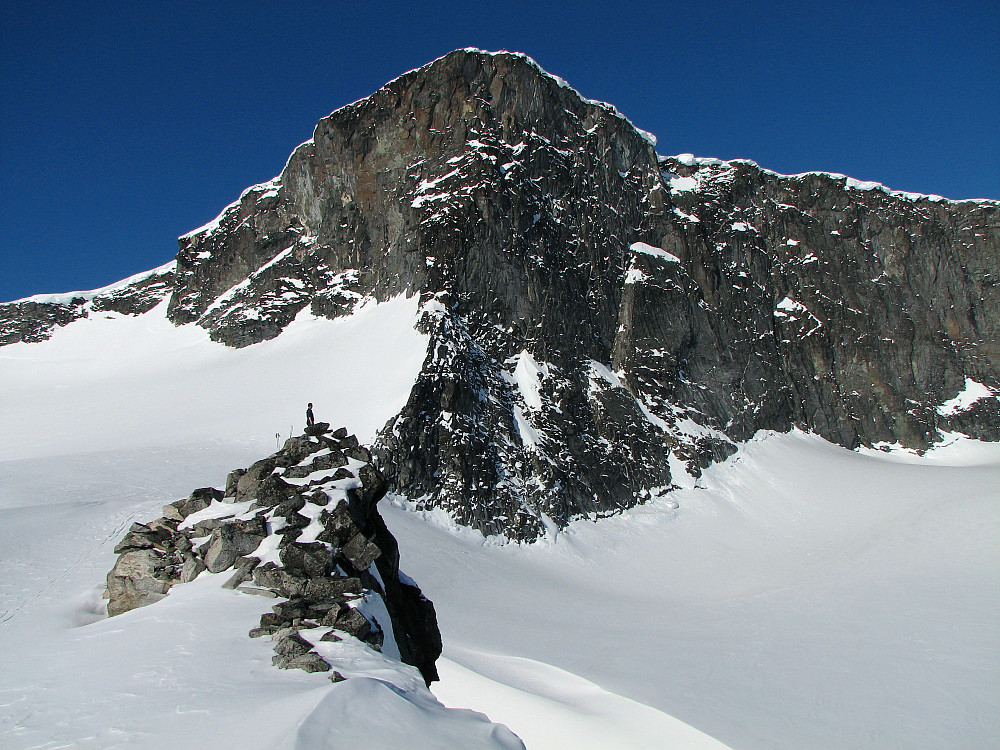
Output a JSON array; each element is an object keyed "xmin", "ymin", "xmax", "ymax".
[
  {"xmin": 0, "ymin": 264, "xmax": 174, "ymax": 345},
  {"xmin": 105, "ymin": 427, "xmax": 441, "ymax": 685},
  {"xmin": 8, "ymin": 49, "xmax": 1000, "ymax": 541}
]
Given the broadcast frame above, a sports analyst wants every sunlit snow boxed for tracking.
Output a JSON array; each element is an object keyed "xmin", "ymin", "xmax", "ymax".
[
  {"xmin": 937, "ymin": 377, "xmax": 996, "ymax": 416},
  {"xmin": 1, "ymin": 292, "xmax": 998, "ymax": 749}
]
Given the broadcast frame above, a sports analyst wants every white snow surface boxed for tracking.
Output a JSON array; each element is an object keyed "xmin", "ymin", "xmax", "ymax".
[
  {"xmin": 630, "ymin": 241, "xmax": 681, "ymax": 263},
  {"xmin": 389, "ymin": 431, "xmax": 1000, "ymax": 750},
  {"xmin": 0, "ymin": 295, "xmax": 426, "ymax": 462},
  {"xmin": 1, "ymin": 286, "xmax": 999, "ymax": 749},
  {"xmin": 937, "ymin": 377, "xmax": 996, "ymax": 416}
]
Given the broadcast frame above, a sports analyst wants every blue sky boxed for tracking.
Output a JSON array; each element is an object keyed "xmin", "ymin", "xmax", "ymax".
[{"xmin": 2, "ymin": 0, "xmax": 997, "ymax": 302}]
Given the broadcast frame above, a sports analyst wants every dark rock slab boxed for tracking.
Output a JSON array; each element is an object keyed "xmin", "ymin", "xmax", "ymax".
[{"xmin": 279, "ymin": 542, "xmax": 334, "ymax": 579}]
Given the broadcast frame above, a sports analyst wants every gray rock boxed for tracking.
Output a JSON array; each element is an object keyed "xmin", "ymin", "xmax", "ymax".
[
  {"xmin": 163, "ymin": 487, "xmax": 223, "ymax": 521},
  {"xmin": 318, "ymin": 603, "xmax": 346, "ymax": 627},
  {"xmin": 274, "ymin": 494, "xmax": 306, "ymax": 517},
  {"xmin": 259, "ymin": 612, "xmax": 285, "ymax": 629},
  {"xmin": 234, "ymin": 555, "xmax": 261, "ymax": 571},
  {"xmin": 106, "ymin": 549, "xmax": 172, "ymax": 616},
  {"xmin": 221, "ymin": 567, "xmax": 252, "ymax": 589},
  {"xmin": 310, "ymin": 450, "xmax": 348, "ymax": 471},
  {"xmin": 113, "ymin": 523, "xmax": 175, "ymax": 554},
  {"xmin": 179, "ymin": 555, "xmax": 206, "ymax": 583},
  {"xmin": 305, "ymin": 576, "xmax": 362, "ymax": 600},
  {"xmin": 308, "ymin": 490, "xmax": 331, "ymax": 506},
  {"xmin": 187, "ymin": 515, "xmax": 233, "ymax": 537},
  {"xmin": 272, "ymin": 599, "xmax": 320, "ymax": 622},
  {"xmin": 113, "ymin": 531, "xmax": 155, "ymax": 554},
  {"xmin": 315, "ymin": 502, "xmax": 356, "ymax": 546},
  {"xmin": 340, "ymin": 532, "xmax": 381, "ymax": 571},
  {"xmin": 304, "ymin": 422, "xmax": 331, "ymax": 437},
  {"xmin": 333, "ymin": 607, "xmax": 372, "ymax": 640},
  {"xmin": 276, "ymin": 527, "xmax": 304, "ymax": 546},
  {"xmin": 274, "ymin": 632, "xmax": 313, "ymax": 657},
  {"xmin": 275, "ymin": 652, "xmax": 332, "ymax": 673},
  {"xmin": 235, "ymin": 457, "xmax": 277, "ymax": 502},
  {"xmin": 203, "ymin": 517, "xmax": 267, "ymax": 573},
  {"xmin": 280, "ymin": 511, "xmax": 311, "ymax": 532},
  {"xmin": 225, "ymin": 469, "xmax": 246, "ymax": 498},
  {"xmin": 277, "ymin": 435, "xmax": 317, "ymax": 467},
  {"xmin": 343, "ymin": 445, "xmax": 372, "ymax": 463},
  {"xmin": 253, "ymin": 564, "xmax": 308, "ymax": 597},
  {"xmin": 249, "ymin": 474, "xmax": 293, "ymax": 509},
  {"xmin": 281, "ymin": 465, "xmax": 313, "ymax": 479},
  {"xmin": 279, "ymin": 542, "xmax": 334, "ymax": 579}
]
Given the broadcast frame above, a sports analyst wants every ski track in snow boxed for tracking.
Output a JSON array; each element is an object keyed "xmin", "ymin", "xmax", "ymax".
[{"xmin": 1, "ymin": 301, "xmax": 999, "ymax": 749}]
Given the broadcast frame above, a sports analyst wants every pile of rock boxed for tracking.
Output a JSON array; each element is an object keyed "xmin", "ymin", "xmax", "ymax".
[{"xmin": 105, "ymin": 426, "xmax": 442, "ymax": 685}]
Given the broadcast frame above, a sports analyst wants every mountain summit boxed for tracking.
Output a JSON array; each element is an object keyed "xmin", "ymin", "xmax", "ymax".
[{"xmin": 3, "ymin": 49, "xmax": 998, "ymax": 540}]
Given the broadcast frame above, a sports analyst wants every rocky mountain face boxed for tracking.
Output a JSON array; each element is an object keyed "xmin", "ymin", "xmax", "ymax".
[
  {"xmin": 4, "ymin": 49, "xmax": 998, "ymax": 540},
  {"xmin": 0, "ymin": 265, "xmax": 174, "ymax": 346},
  {"xmin": 105, "ymin": 426, "xmax": 441, "ymax": 685}
]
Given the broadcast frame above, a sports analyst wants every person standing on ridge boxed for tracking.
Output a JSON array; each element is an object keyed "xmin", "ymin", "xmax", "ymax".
[{"xmin": 306, "ymin": 403, "xmax": 315, "ymax": 429}]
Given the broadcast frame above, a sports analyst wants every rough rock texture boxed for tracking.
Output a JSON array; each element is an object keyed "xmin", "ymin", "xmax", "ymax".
[
  {"xmin": 105, "ymin": 428, "xmax": 442, "ymax": 685},
  {"xmin": 155, "ymin": 50, "xmax": 1000, "ymax": 539},
  {"xmin": 16, "ymin": 50, "xmax": 1000, "ymax": 541},
  {"xmin": 0, "ymin": 266, "xmax": 174, "ymax": 345}
]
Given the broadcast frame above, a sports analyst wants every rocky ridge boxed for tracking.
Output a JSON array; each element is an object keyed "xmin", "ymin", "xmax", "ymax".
[
  {"xmin": 6, "ymin": 49, "xmax": 1000, "ymax": 541},
  {"xmin": 0, "ymin": 263, "xmax": 174, "ymax": 346},
  {"xmin": 105, "ymin": 425, "xmax": 441, "ymax": 685}
]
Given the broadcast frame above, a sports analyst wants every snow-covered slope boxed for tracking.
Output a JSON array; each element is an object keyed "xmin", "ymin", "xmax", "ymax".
[
  {"xmin": 0, "ymin": 299, "xmax": 523, "ymax": 749},
  {"xmin": 1, "ymin": 297, "xmax": 998, "ymax": 749},
  {"xmin": 389, "ymin": 430, "xmax": 1000, "ymax": 749},
  {"xmin": 0, "ymin": 294, "xmax": 426, "ymax": 462}
]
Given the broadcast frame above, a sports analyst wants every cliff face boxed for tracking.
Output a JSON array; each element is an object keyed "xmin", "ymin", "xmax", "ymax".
[
  {"xmin": 5, "ymin": 49, "xmax": 998, "ymax": 540},
  {"xmin": 635, "ymin": 156, "xmax": 1000, "ymax": 450}
]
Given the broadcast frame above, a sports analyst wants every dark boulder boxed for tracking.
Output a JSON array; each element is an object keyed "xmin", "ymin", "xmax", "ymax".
[
  {"xmin": 304, "ymin": 422, "xmax": 331, "ymax": 437},
  {"xmin": 163, "ymin": 487, "xmax": 223, "ymax": 521},
  {"xmin": 235, "ymin": 457, "xmax": 278, "ymax": 502},
  {"xmin": 340, "ymin": 532, "xmax": 381, "ymax": 571},
  {"xmin": 333, "ymin": 607, "xmax": 373, "ymax": 641},
  {"xmin": 305, "ymin": 576, "xmax": 362, "ymax": 599},
  {"xmin": 275, "ymin": 652, "xmax": 332, "ymax": 673},
  {"xmin": 280, "ymin": 542, "xmax": 334, "ymax": 578},
  {"xmin": 250, "ymin": 474, "xmax": 293, "ymax": 509}
]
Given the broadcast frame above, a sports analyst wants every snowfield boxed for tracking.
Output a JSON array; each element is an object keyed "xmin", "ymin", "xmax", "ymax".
[{"xmin": 1, "ymin": 299, "xmax": 998, "ymax": 749}]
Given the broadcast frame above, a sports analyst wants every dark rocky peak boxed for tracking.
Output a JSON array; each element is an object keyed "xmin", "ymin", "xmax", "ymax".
[
  {"xmin": 7, "ymin": 50, "xmax": 998, "ymax": 543},
  {"xmin": 166, "ymin": 48, "xmax": 660, "ymax": 348}
]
